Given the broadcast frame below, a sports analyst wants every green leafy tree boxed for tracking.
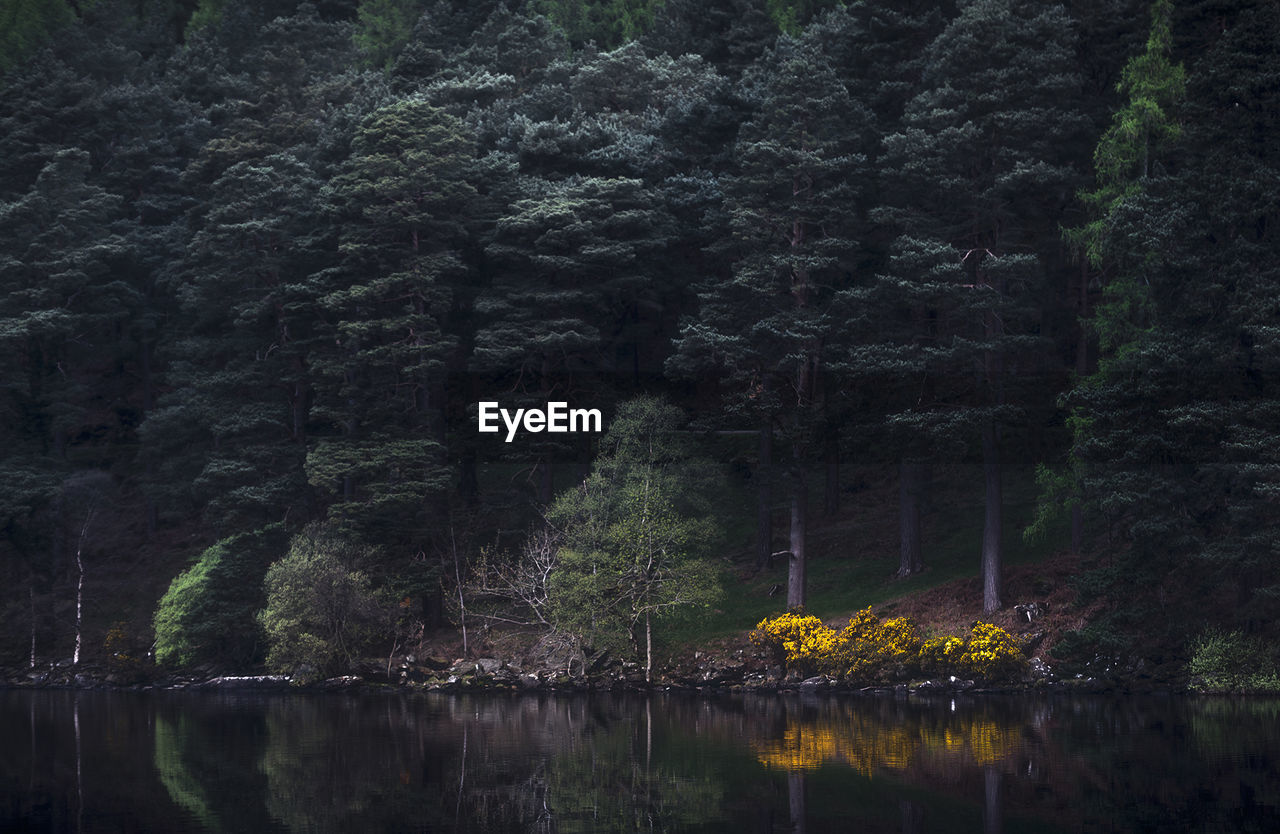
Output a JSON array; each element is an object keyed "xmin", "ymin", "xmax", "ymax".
[
  {"xmin": 547, "ymin": 397, "xmax": 721, "ymax": 681},
  {"xmin": 1032, "ymin": 0, "xmax": 1184, "ymax": 551},
  {"xmin": 153, "ymin": 525, "xmax": 289, "ymax": 668},
  {"xmin": 259, "ymin": 523, "xmax": 390, "ymax": 680}
]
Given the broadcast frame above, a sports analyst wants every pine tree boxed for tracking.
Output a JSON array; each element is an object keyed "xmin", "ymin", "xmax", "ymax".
[
  {"xmin": 306, "ymin": 97, "xmax": 474, "ymax": 547},
  {"xmin": 672, "ymin": 35, "xmax": 871, "ymax": 607},
  {"xmin": 876, "ymin": 0, "xmax": 1087, "ymax": 612},
  {"xmin": 1064, "ymin": 0, "xmax": 1280, "ymax": 633}
]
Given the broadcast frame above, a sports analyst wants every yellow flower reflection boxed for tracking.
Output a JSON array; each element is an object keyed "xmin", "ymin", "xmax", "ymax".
[{"xmin": 753, "ymin": 710, "xmax": 1018, "ymax": 775}]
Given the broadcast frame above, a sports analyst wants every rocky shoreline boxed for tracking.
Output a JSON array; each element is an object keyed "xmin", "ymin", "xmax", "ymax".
[{"xmin": 1, "ymin": 647, "xmax": 1179, "ymax": 696}]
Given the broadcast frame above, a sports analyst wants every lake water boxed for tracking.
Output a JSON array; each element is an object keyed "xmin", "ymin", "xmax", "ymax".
[{"xmin": 2, "ymin": 688, "xmax": 1278, "ymax": 832}]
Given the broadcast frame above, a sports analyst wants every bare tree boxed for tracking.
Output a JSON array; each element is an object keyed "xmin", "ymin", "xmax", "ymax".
[{"xmin": 467, "ymin": 527, "xmax": 561, "ymax": 629}]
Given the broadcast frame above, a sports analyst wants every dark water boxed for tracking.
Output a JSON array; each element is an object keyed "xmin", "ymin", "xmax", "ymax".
[{"xmin": 3, "ymin": 689, "xmax": 1279, "ymax": 833}]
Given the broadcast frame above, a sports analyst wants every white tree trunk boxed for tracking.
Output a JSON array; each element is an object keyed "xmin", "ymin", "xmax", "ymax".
[{"xmin": 73, "ymin": 509, "xmax": 94, "ymax": 666}]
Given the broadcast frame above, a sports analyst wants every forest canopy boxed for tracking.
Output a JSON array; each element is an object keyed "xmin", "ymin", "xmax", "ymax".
[{"xmin": 1, "ymin": 0, "xmax": 1277, "ymax": 675}]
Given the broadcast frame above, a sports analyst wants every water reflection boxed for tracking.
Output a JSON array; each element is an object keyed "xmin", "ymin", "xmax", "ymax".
[{"xmin": 3, "ymin": 690, "xmax": 1280, "ymax": 832}]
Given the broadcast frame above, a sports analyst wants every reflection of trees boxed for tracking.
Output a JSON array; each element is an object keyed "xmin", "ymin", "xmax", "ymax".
[
  {"xmin": 154, "ymin": 715, "xmax": 220, "ymax": 830},
  {"xmin": 9, "ymin": 690, "xmax": 1280, "ymax": 832},
  {"xmin": 542, "ymin": 696, "xmax": 726, "ymax": 833},
  {"xmin": 151, "ymin": 698, "xmax": 280, "ymax": 833}
]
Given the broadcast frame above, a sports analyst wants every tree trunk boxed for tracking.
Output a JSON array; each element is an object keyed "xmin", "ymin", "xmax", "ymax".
[
  {"xmin": 645, "ymin": 611, "xmax": 652, "ymax": 684},
  {"xmin": 787, "ymin": 468, "xmax": 807, "ymax": 610},
  {"xmin": 73, "ymin": 517, "xmax": 91, "ymax": 666},
  {"xmin": 824, "ymin": 457, "xmax": 839, "ymax": 517},
  {"xmin": 73, "ymin": 558, "xmax": 82, "ymax": 666},
  {"xmin": 29, "ymin": 585, "xmax": 36, "ymax": 669},
  {"xmin": 981, "ymin": 423, "xmax": 1003, "ymax": 614},
  {"xmin": 757, "ymin": 423, "xmax": 774, "ymax": 570},
  {"xmin": 897, "ymin": 461, "xmax": 925, "ymax": 578}
]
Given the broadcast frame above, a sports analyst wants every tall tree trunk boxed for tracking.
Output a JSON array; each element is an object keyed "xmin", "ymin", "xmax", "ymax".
[
  {"xmin": 73, "ymin": 509, "xmax": 93, "ymax": 666},
  {"xmin": 645, "ymin": 611, "xmax": 652, "ymax": 683},
  {"xmin": 757, "ymin": 424, "xmax": 773, "ymax": 570},
  {"xmin": 897, "ymin": 461, "xmax": 925, "ymax": 578},
  {"xmin": 981, "ymin": 259, "xmax": 1005, "ymax": 614},
  {"xmin": 29, "ymin": 584, "xmax": 36, "ymax": 669},
  {"xmin": 823, "ymin": 457, "xmax": 839, "ymax": 517},
  {"xmin": 787, "ymin": 467, "xmax": 807, "ymax": 610},
  {"xmin": 982, "ymin": 422, "xmax": 1003, "ymax": 614}
]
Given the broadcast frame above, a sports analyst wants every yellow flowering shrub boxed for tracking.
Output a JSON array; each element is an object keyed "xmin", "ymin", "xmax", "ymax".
[
  {"xmin": 750, "ymin": 612, "xmax": 838, "ymax": 674},
  {"xmin": 958, "ymin": 622, "xmax": 1027, "ymax": 681},
  {"xmin": 750, "ymin": 612, "xmax": 1025, "ymax": 683},
  {"xmin": 919, "ymin": 635, "xmax": 966, "ymax": 676},
  {"xmin": 837, "ymin": 608, "xmax": 922, "ymax": 683}
]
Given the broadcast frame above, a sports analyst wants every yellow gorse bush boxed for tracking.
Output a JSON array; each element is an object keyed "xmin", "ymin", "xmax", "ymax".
[
  {"xmin": 837, "ymin": 609, "xmax": 923, "ymax": 683},
  {"xmin": 750, "ymin": 611, "xmax": 836, "ymax": 675},
  {"xmin": 920, "ymin": 635, "xmax": 966, "ymax": 675},
  {"xmin": 751, "ymin": 611, "xmax": 1026, "ymax": 683},
  {"xmin": 959, "ymin": 621, "xmax": 1027, "ymax": 680}
]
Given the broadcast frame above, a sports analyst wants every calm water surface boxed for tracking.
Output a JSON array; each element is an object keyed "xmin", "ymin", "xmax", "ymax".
[{"xmin": 2, "ymin": 688, "xmax": 1278, "ymax": 832}]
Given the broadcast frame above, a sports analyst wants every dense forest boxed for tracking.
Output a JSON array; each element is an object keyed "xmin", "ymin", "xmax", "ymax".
[{"xmin": 1, "ymin": 0, "xmax": 1277, "ymax": 680}]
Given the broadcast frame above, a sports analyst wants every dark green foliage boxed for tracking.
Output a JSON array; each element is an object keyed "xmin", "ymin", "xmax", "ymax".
[
  {"xmin": 644, "ymin": 0, "xmax": 775, "ymax": 76},
  {"xmin": 1, "ymin": 0, "xmax": 1275, "ymax": 671},
  {"xmin": 153, "ymin": 526, "xmax": 289, "ymax": 668},
  {"xmin": 0, "ymin": 0, "xmax": 78, "ymax": 76},
  {"xmin": 533, "ymin": 0, "xmax": 662, "ymax": 48},
  {"xmin": 672, "ymin": 32, "xmax": 871, "ymax": 606},
  {"xmin": 352, "ymin": 0, "xmax": 428, "ymax": 67},
  {"xmin": 760, "ymin": 0, "xmax": 841, "ymax": 35},
  {"xmin": 306, "ymin": 97, "xmax": 473, "ymax": 538},
  {"xmin": 1060, "ymin": 0, "xmax": 1280, "ymax": 636},
  {"xmin": 871, "ymin": 0, "xmax": 1088, "ymax": 610}
]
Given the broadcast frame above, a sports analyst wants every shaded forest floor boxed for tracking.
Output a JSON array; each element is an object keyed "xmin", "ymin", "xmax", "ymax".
[{"xmin": 413, "ymin": 463, "xmax": 1138, "ymax": 683}]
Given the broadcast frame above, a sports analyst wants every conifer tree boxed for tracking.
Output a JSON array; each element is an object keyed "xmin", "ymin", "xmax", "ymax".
[
  {"xmin": 673, "ymin": 35, "xmax": 870, "ymax": 607},
  {"xmin": 876, "ymin": 0, "xmax": 1087, "ymax": 612},
  {"xmin": 306, "ymin": 97, "xmax": 475, "ymax": 548},
  {"xmin": 1064, "ymin": 0, "xmax": 1280, "ymax": 630}
]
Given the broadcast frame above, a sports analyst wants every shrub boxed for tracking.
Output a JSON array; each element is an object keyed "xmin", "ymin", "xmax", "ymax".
[
  {"xmin": 1188, "ymin": 630, "xmax": 1280, "ymax": 693},
  {"xmin": 752, "ymin": 609, "xmax": 924, "ymax": 681},
  {"xmin": 750, "ymin": 611, "xmax": 836, "ymax": 674},
  {"xmin": 919, "ymin": 635, "xmax": 967, "ymax": 677},
  {"xmin": 153, "ymin": 525, "xmax": 288, "ymax": 669},
  {"xmin": 957, "ymin": 622, "xmax": 1027, "ymax": 682},
  {"xmin": 259, "ymin": 524, "xmax": 391, "ymax": 681},
  {"xmin": 837, "ymin": 609, "xmax": 922, "ymax": 683},
  {"xmin": 749, "ymin": 612, "xmax": 1026, "ymax": 684}
]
